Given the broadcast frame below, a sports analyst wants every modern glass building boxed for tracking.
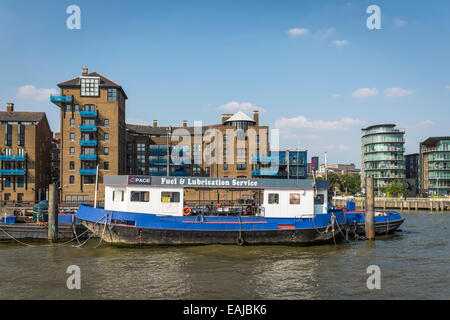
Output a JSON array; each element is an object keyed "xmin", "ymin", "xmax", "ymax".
[
  {"xmin": 361, "ymin": 124, "xmax": 405, "ymax": 194},
  {"xmin": 419, "ymin": 137, "xmax": 450, "ymax": 196},
  {"xmin": 252, "ymin": 149, "xmax": 308, "ymax": 179}
]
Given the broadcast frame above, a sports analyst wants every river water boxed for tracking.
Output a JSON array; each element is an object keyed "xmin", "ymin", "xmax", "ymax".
[{"xmin": 0, "ymin": 212, "xmax": 448, "ymax": 300}]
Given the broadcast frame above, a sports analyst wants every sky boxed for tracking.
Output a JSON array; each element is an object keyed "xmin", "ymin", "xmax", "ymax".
[{"xmin": 1, "ymin": 0, "xmax": 450, "ymax": 167}]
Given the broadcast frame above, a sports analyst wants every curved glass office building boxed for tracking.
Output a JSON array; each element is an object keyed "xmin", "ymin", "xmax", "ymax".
[
  {"xmin": 361, "ymin": 124, "xmax": 405, "ymax": 194},
  {"xmin": 419, "ymin": 137, "xmax": 450, "ymax": 196}
]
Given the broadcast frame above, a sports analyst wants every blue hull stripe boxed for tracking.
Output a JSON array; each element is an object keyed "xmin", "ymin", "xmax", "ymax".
[{"xmin": 76, "ymin": 205, "xmax": 347, "ymax": 231}]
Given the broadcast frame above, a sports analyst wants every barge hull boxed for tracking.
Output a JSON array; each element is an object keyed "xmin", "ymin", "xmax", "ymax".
[
  {"xmin": 352, "ymin": 218, "xmax": 405, "ymax": 236},
  {"xmin": 79, "ymin": 218, "xmax": 349, "ymax": 246}
]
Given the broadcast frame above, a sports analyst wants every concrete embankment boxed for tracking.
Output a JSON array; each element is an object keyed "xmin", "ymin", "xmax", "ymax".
[{"xmin": 332, "ymin": 197, "xmax": 450, "ymax": 211}]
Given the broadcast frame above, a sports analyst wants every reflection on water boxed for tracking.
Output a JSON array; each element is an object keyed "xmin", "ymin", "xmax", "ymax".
[{"xmin": 0, "ymin": 212, "xmax": 449, "ymax": 299}]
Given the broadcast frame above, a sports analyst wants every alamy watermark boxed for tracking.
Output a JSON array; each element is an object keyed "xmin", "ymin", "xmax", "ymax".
[
  {"xmin": 66, "ymin": 5, "xmax": 81, "ymax": 30},
  {"xmin": 66, "ymin": 265, "xmax": 81, "ymax": 290},
  {"xmin": 366, "ymin": 265, "xmax": 381, "ymax": 290},
  {"xmin": 366, "ymin": 5, "xmax": 381, "ymax": 30}
]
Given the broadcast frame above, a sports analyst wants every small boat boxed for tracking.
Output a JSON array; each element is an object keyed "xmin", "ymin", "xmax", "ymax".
[
  {"xmin": 344, "ymin": 201, "xmax": 405, "ymax": 236},
  {"xmin": 76, "ymin": 175, "xmax": 349, "ymax": 246}
]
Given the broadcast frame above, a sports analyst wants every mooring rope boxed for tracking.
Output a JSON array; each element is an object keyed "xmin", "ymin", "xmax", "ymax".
[{"xmin": 0, "ymin": 213, "xmax": 107, "ymax": 248}]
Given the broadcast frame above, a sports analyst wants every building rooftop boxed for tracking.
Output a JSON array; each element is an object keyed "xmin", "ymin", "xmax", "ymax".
[
  {"xmin": 421, "ymin": 137, "xmax": 450, "ymax": 147},
  {"xmin": 224, "ymin": 111, "xmax": 255, "ymax": 123},
  {"xmin": 57, "ymin": 69, "xmax": 128, "ymax": 99},
  {"xmin": 0, "ymin": 111, "xmax": 46, "ymax": 122},
  {"xmin": 362, "ymin": 124, "xmax": 396, "ymax": 131}
]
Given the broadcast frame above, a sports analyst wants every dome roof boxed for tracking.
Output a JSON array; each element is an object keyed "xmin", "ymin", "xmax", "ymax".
[{"xmin": 224, "ymin": 111, "xmax": 255, "ymax": 123}]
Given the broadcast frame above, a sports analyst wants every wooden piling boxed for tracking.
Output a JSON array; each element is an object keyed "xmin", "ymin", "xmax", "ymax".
[
  {"xmin": 365, "ymin": 177, "xmax": 375, "ymax": 240},
  {"xmin": 48, "ymin": 183, "xmax": 58, "ymax": 242}
]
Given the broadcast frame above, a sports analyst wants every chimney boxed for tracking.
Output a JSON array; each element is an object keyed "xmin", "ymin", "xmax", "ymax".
[
  {"xmin": 6, "ymin": 102, "xmax": 14, "ymax": 112},
  {"xmin": 82, "ymin": 67, "xmax": 88, "ymax": 76},
  {"xmin": 183, "ymin": 120, "xmax": 188, "ymax": 127},
  {"xmin": 153, "ymin": 120, "xmax": 158, "ymax": 128},
  {"xmin": 253, "ymin": 110, "xmax": 259, "ymax": 126},
  {"xmin": 221, "ymin": 114, "xmax": 232, "ymax": 124}
]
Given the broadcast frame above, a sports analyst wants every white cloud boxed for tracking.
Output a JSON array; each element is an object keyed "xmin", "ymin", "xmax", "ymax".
[
  {"xmin": 17, "ymin": 85, "xmax": 58, "ymax": 101},
  {"xmin": 314, "ymin": 27, "xmax": 335, "ymax": 39},
  {"xmin": 394, "ymin": 18, "xmax": 406, "ymax": 27},
  {"xmin": 351, "ymin": 88, "xmax": 379, "ymax": 98},
  {"xmin": 332, "ymin": 93, "xmax": 341, "ymax": 99},
  {"xmin": 288, "ymin": 28, "xmax": 310, "ymax": 37},
  {"xmin": 384, "ymin": 87, "xmax": 413, "ymax": 97},
  {"xmin": 444, "ymin": 85, "xmax": 450, "ymax": 90},
  {"xmin": 274, "ymin": 116, "xmax": 364, "ymax": 131},
  {"xmin": 218, "ymin": 101, "xmax": 265, "ymax": 113},
  {"xmin": 412, "ymin": 120, "xmax": 435, "ymax": 128},
  {"xmin": 332, "ymin": 40, "xmax": 349, "ymax": 47}
]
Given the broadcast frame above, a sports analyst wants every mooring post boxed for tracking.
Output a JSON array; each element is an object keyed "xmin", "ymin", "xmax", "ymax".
[
  {"xmin": 365, "ymin": 177, "xmax": 375, "ymax": 240},
  {"xmin": 48, "ymin": 183, "xmax": 58, "ymax": 242}
]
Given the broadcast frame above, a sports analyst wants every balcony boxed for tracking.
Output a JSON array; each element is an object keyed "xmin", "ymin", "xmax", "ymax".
[
  {"xmin": 0, "ymin": 155, "xmax": 26, "ymax": 161},
  {"xmin": 148, "ymin": 158, "xmax": 168, "ymax": 165},
  {"xmin": 0, "ymin": 169, "xmax": 26, "ymax": 176},
  {"xmin": 79, "ymin": 169, "xmax": 97, "ymax": 175},
  {"xmin": 79, "ymin": 154, "xmax": 97, "ymax": 161},
  {"xmin": 79, "ymin": 140, "xmax": 97, "ymax": 147},
  {"xmin": 171, "ymin": 170, "xmax": 189, "ymax": 176},
  {"xmin": 79, "ymin": 125, "xmax": 98, "ymax": 132},
  {"xmin": 252, "ymin": 170, "xmax": 279, "ymax": 176},
  {"xmin": 79, "ymin": 111, "xmax": 98, "ymax": 117},
  {"xmin": 50, "ymin": 95, "xmax": 73, "ymax": 103}
]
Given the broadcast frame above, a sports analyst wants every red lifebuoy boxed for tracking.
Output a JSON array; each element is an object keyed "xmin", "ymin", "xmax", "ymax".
[{"xmin": 183, "ymin": 206, "xmax": 191, "ymax": 216}]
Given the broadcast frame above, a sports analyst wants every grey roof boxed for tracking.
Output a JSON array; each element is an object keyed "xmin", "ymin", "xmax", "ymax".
[
  {"xmin": 0, "ymin": 111, "xmax": 46, "ymax": 122},
  {"xmin": 421, "ymin": 136, "xmax": 450, "ymax": 147},
  {"xmin": 126, "ymin": 123, "xmax": 220, "ymax": 136},
  {"xmin": 362, "ymin": 124, "xmax": 396, "ymax": 130},
  {"xmin": 57, "ymin": 72, "xmax": 128, "ymax": 99}
]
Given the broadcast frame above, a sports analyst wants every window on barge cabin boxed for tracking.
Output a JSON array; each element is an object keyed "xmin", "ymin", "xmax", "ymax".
[
  {"xmin": 289, "ymin": 193, "xmax": 300, "ymax": 205},
  {"xmin": 161, "ymin": 192, "xmax": 180, "ymax": 203},
  {"xmin": 314, "ymin": 194, "xmax": 324, "ymax": 205},
  {"xmin": 113, "ymin": 190, "xmax": 124, "ymax": 202},
  {"xmin": 130, "ymin": 191, "xmax": 149, "ymax": 202},
  {"xmin": 268, "ymin": 193, "xmax": 279, "ymax": 204}
]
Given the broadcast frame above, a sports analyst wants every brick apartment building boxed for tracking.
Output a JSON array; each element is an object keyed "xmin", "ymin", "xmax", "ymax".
[
  {"xmin": 51, "ymin": 68, "xmax": 128, "ymax": 204},
  {"xmin": 0, "ymin": 103, "xmax": 52, "ymax": 203}
]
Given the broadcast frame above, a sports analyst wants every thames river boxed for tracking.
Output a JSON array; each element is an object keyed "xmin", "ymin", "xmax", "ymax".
[{"xmin": 0, "ymin": 212, "xmax": 448, "ymax": 299}]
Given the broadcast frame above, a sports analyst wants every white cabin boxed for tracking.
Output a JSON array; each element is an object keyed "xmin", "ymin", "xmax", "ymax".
[{"xmin": 103, "ymin": 176, "xmax": 329, "ymax": 218}]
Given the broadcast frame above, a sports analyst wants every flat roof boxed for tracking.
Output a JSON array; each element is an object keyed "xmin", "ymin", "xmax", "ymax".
[
  {"xmin": 421, "ymin": 136, "xmax": 450, "ymax": 147},
  {"xmin": 362, "ymin": 124, "xmax": 396, "ymax": 130},
  {"xmin": 104, "ymin": 175, "xmax": 329, "ymax": 190}
]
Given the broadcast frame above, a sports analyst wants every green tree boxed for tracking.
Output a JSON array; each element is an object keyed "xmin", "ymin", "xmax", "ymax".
[
  {"xmin": 384, "ymin": 181, "xmax": 403, "ymax": 197},
  {"xmin": 342, "ymin": 173, "xmax": 361, "ymax": 194}
]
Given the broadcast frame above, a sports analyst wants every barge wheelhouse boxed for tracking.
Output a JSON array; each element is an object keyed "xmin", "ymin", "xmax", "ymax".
[{"xmin": 76, "ymin": 176, "xmax": 349, "ymax": 246}]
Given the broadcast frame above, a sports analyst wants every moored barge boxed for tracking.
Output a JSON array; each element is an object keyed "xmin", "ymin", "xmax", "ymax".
[{"xmin": 76, "ymin": 176, "xmax": 349, "ymax": 246}]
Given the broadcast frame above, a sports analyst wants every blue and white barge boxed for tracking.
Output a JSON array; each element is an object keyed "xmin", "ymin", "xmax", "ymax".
[{"xmin": 76, "ymin": 176, "xmax": 349, "ymax": 246}]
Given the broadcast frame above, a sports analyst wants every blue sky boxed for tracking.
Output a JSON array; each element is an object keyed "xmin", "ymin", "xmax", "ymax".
[{"xmin": 1, "ymin": 0, "xmax": 450, "ymax": 167}]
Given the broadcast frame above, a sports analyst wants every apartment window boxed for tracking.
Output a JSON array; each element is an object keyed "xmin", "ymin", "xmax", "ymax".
[
  {"xmin": 65, "ymin": 105, "xmax": 71, "ymax": 112},
  {"xmin": 70, "ymin": 147, "xmax": 75, "ymax": 155},
  {"xmin": 17, "ymin": 177, "xmax": 25, "ymax": 188},
  {"xmin": 289, "ymin": 193, "xmax": 301, "ymax": 205},
  {"xmin": 70, "ymin": 161, "xmax": 75, "ymax": 170},
  {"xmin": 104, "ymin": 161, "xmax": 109, "ymax": 170},
  {"xmin": 268, "ymin": 193, "xmax": 279, "ymax": 204},
  {"xmin": 104, "ymin": 133, "xmax": 109, "ymax": 141},
  {"xmin": 70, "ymin": 118, "xmax": 75, "ymax": 127},
  {"xmin": 80, "ymin": 77, "xmax": 100, "ymax": 97},
  {"xmin": 84, "ymin": 176, "xmax": 95, "ymax": 184},
  {"xmin": 84, "ymin": 104, "xmax": 95, "ymax": 111},
  {"xmin": 5, "ymin": 177, "xmax": 11, "ymax": 188},
  {"xmin": 104, "ymin": 147, "xmax": 109, "ymax": 155},
  {"xmin": 113, "ymin": 190, "xmax": 124, "ymax": 202},
  {"xmin": 74, "ymin": 104, "xmax": 80, "ymax": 112},
  {"xmin": 237, "ymin": 163, "xmax": 246, "ymax": 170},
  {"xmin": 223, "ymin": 163, "xmax": 228, "ymax": 171},
  {"xmin": 69, "ymin": 176, "xmax": 74, "ymax": 184},
  {"xmin": 4, "ymin": 193, "xmax": 10, "ymax": 200},
  {"xmin": 108, "ymin": 88, "xmax": 118, "ymax": 101},
  {"xmin": 84, "ymin": 119, "xmax": 95, "ymax": 126},
  {"xmin": 104, "ymin": 119, "xmax": 109, "ymax": 128},
  {"xmin": 18, "ymin": 125, "xmax": 25, "ymax": 146},
  {"xmin": 70, "ymin": 133, "xmax": 75, "ymax": 141},
  {"xmin": 161, "ymin": 192, "xmax": 180, "ymax": 203},
  {"xmin": 5, "ymin": 125, "xmax": 12, "ymax": 146},
  {"xmin": 130, "ymin": 191, "xmax": 150, "ymax": 202}
]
